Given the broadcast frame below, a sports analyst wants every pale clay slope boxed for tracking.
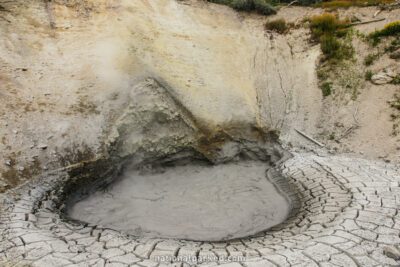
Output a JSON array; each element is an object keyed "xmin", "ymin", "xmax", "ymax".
[{"xmin": 0, "ymin": 0, "xmax": 399, "ymax": 190}]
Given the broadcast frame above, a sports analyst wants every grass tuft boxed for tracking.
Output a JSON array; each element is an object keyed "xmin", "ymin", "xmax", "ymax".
[
  {"xmin": 364, "ymin": 53, "xmax": 380, "ymax": 66},
  {"xmin": 265, "ymin": 19, "xmax": 288, "ymax": 33},
  {"xmin": 321, "ymin": 82, "xmax": 332, "ymax": 96},
  {"xmin": 310, "ymin": 13, "xmax": 350, "ymax": 40},
  {"xmin": 309, "ymin": 13, "xmax": 353, "ymax": 60},
  {"xmin": 365, "ymin": 70, "xmax": 373, "ymax": 81}
]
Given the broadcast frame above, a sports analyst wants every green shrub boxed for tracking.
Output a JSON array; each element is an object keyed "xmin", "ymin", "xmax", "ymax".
[
  {"xmin": 335, "ymin": 28, "xmax": 349, "ymax": 38},
  {"xmin": 208, "ymin": 0, "xmax": 229, "ymax": 3},
  {"xmin": 253, "ymin": 0, "xmax": 276, "ymax": 15},
  {"xmin": 297, "ymin": 0, "xmax": 322, "ymax": 5},
  {"xmin": 385, "ymin": 43, "xmax": 399, "ymax": 52},
  {"xmin": 309, "ymin": 13, "xmax": 353, "ymax": 60},
  {"xmin": 321, "ymin": 82, "xmax": 332, "ymax": 96},
  {"xmin": 319, "ymin": 34, "xmax": 353, "ymax": 60},
  {"xmin": 310, "ymin": 13, "xmax": 349, "ymax": 40},
  {"xmin": 209, "ymin": 0, "xmax": 393, "ymax": 9},
  {"xmin": 265, "ymin": 19, "xmax": 287, "ymax": 33},
  {"xmin": 207, "ymin": 0, "xmax": 276, "ymax": 15},
  {"xmin": 392, "ymin": 102, "xmax": 400, "ymax": 110},
  {"xmin": 319, "ymin": 0, "xmax": 394, "ymax": 8},
  {"xmin": 230, "ymin": 0, "xmax": 253, "ymax": 10},
  {"xmin": 364, "ymin": 53, "xmax": 379, "ymax": 66},
  {"xmin": 371, "ymin": 36, "xmax": 381, "ymax": 46},
  {"xmin": 392, "ymin": 75, "xmax": 400, "ymax": 84},
  {"xmin": 369, "ymin": 21, "xmax": 400, "ymax": 39},
  {"xmin": 338, "ymin": 43, "xmax": 354, "ymax": 59},
  {"xmin": 365, "ymin": 70, "xmax": 373, "ymax": 80},
  {"xmin": 320, "ymin": 34, "xmax": 341, "ymax": 57},
  {"xmin": 317, "ymin": 68, "xmax": 329, "ymax": 80}
]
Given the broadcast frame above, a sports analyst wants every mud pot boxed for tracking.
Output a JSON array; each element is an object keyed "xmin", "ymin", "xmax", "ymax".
[
  {"xmin": 67, "ymin": 160, "xmax": 291, "ymax": 241},
  {"xmin": 2, "ymin": 147, "xmax": 400, "ymax": 266}
]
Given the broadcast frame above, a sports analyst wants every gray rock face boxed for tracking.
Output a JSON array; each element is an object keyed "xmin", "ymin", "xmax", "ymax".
[
  {"xmin": 105, "ymin": 78, "xmax": 198, "ymax": 161},
  {"xmin": 0, "ymin": 0, "xmax": 324, "ymax": 185}
]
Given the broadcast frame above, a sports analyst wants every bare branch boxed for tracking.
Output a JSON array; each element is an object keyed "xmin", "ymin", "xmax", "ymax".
[{"xmin": 295, "ymin": 129, "xmax": 325, "ymax": 147}]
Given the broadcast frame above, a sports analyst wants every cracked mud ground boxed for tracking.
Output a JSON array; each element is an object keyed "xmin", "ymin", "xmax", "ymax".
[{"xmin": 1, "ymin": 152, "xmax": 400, "ymax": 267}]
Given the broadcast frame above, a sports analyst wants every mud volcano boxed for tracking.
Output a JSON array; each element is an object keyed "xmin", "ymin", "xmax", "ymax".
[{"xmin": 67, "ymin": 159, "xmax": 291, "ymax": 241}]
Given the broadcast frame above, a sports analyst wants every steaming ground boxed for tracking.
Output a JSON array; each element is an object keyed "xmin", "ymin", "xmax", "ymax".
[{"xmin": 67, "ymin": 160, "xmax": 290, "ymax": 241}]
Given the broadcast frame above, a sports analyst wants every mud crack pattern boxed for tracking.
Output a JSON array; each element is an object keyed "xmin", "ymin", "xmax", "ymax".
[{"xmin": 1, "ymin": 153, "xmax": 400, "ymax": 267}]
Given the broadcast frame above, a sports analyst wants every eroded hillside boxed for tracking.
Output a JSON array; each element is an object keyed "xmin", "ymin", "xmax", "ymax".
[{"xmin": 0, "ymin": 0, "xmax": 399, "ymax": 191}]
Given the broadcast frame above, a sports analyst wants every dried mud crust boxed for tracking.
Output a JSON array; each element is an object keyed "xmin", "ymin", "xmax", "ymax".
[{"xmin": 1, "ymin": 153, "xmax": 400, "ymax": 267}]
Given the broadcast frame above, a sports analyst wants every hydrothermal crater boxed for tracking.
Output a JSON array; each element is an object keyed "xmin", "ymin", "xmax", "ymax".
[
  {"xmin": 66, "ymin": 156, "xmax": 293, "ymax": 242},
  {"xmin": 62, "ymin": 77, "xmax": 297, "ymax": 242},
  {"xmin": 1, "ymin": 1, "xmax": 400, "ymax": 267}
]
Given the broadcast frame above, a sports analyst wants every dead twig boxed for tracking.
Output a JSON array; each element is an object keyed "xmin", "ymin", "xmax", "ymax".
[
  {"xmin": 373, "ymin": 10, "xmax": 382, "ymax": 18},
  {"xmin": 282, "ymin": 0, "xmax": 298, "ymax": 9},
  {"xmin": 337, "ymin": 125, "xmax": 358, "ymax": 141},
  {"xmin": 334, "ymin": 106, "xmax": 361, "ymax": 142},
  {"xmin": 295, "ymin": 129, "xmax": 325, "ymax": 147},
  {"xmin": 350, "ymin": 18, "xmax": 385, "ymax": 26},
  {"xmin": 353, "ymin": 106, "xmax": 360, "ymax": 126}
]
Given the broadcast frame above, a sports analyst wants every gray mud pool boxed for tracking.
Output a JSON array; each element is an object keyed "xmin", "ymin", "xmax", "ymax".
[{"xmin": 67, "ymin": 161, "xmax": 291, "ymax": 241}]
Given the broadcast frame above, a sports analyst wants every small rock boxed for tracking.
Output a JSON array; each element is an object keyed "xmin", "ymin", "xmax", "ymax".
[
  {"xmin": 17, "ymin": 166, "xmax": 25, "ymax": 171},
  {"xmin": 371, "ymin": 69, "xmax": 397, "ymax": 85},
  {"xmin": 13, "ymin": 130, "xmax": 18, "ymax": 134},
  {"xmin": 384, "ymin": 246, "xmax": 400, "ymax": 260},
  {"xmin": 43, "ymin": 166, "xmax": 48, "ymax": 170},
  {"xmin": 5, "ymin": 160, "xmax": 11, "ymax": 166},
  {"xmin": 372, "ymin": 74, "xmax": 393, "ymax": 85},
  {"xmin": 38, "ymin": 144, "xmax": 48, "ymax": 150}
]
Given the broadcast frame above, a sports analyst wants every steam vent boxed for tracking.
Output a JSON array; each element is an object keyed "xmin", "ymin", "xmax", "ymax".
[{"xmin": 1, "ymin": 0, "xmax": 400, "ymax": 266}]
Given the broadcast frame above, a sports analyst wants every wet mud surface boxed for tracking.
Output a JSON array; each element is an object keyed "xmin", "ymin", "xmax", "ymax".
[{"xmin": 67, "ymin": 160, "xmax": 291, "ymax": 241}]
